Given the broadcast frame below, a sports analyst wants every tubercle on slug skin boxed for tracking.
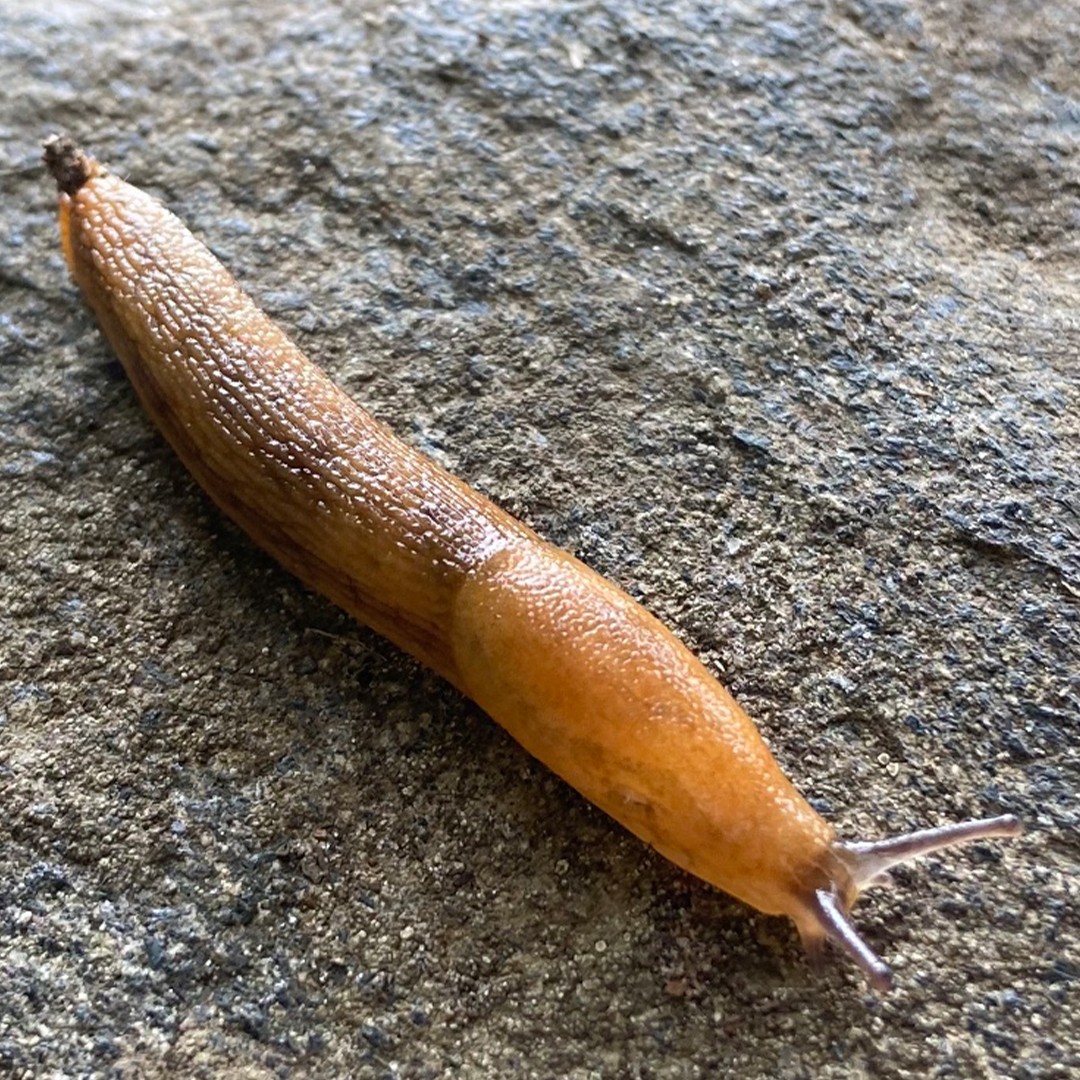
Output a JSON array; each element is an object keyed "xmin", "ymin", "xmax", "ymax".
[{"xmin": 43, "ymin": 134, "xmax": 1023, "ymax": 993}]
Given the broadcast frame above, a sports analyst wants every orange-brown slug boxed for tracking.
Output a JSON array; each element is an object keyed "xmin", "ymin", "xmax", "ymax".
[{"xmin": 43, "ymin": 136, "xmax": 1021, "ymax": 991}]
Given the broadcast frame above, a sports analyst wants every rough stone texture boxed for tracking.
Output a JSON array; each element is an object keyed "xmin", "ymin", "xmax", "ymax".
[{"xmin": 1, "ymin": 1, "xmax": 1076, "ymax": 1077}]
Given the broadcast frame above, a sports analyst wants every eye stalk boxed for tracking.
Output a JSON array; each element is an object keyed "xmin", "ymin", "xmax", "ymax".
[{"xmin": 796, "ymin": 815, "xmax": 1023, "ymax": 991}]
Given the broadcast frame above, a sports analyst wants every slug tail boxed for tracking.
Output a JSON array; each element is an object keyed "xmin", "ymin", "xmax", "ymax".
[
  {"xmin": 793, "ymin": 813, "xmax": 1022, "ymax": 991},
  {"xmin": 42, "ymin": 134, "xmax": 100, "ymax": 195}
]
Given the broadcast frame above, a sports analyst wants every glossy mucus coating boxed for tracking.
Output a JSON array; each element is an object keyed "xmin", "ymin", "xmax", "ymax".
[
  {"xmin": 45, "ymin": 137, "xmax": 1021, "ymax": 991},
  {"xmin": 50, "ymin": 139, "xmax": 835, "ymax": 912},
  {"xmin": 456, "ymin": 544, "xmax": 842, "ymax": 921}
]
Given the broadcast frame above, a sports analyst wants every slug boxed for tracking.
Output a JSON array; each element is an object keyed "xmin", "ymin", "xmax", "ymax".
[{"xmin": 43, "ymin": 136, "xmax": 1021, "ymax": 991}]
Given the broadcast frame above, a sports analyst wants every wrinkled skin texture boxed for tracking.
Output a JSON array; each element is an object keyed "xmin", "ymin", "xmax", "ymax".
[{"xmin": 57, "ymin": 159, "xmax": 838, "ymax": 926}]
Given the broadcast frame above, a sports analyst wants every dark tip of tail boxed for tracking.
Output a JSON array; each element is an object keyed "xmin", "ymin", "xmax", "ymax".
[{"xmin": 42, "ymin": 135, "xmax": 99, "ymax": 195}]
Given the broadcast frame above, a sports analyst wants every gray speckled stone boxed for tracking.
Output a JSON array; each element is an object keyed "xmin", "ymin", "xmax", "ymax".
[{"xmin": 1, "ymin": 1, "xmax": 1076, "ymax": 1077}]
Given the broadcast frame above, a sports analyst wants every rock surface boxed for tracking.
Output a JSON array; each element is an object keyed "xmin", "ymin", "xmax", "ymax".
[{"xmin": 1, "ymin": 1, "xmax": 1076, "ymax": 1077}]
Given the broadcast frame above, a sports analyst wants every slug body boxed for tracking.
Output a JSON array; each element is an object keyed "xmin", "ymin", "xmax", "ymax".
[{"xmin": 45, "ymin": 138, "xmax": 1020, "ymax": 990}]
